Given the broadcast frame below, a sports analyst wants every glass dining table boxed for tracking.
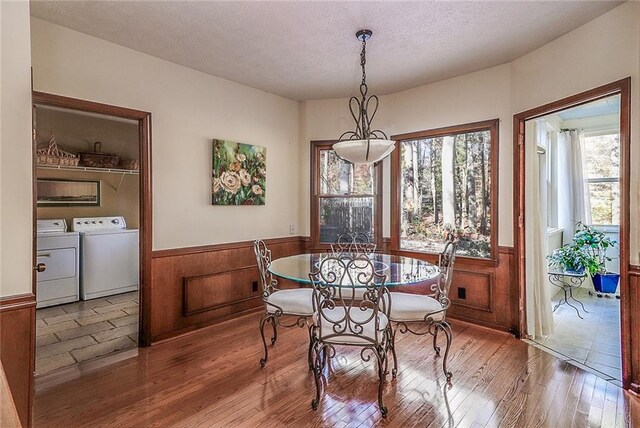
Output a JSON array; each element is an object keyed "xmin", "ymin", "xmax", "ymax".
[{"xmin": 268, "ymin": 252, "xmax": 441, "ymax": 287}]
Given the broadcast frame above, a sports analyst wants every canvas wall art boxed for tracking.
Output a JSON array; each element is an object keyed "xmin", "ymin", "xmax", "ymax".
[{"xmin": 212, "ymin": 139, "xmax": 266, "ymax": 205}]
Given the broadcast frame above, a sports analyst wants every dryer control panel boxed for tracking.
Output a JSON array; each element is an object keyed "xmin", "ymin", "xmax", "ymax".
[{"xmin": 71, "ymin": 216, "xmax": 127, "ymax": 232}]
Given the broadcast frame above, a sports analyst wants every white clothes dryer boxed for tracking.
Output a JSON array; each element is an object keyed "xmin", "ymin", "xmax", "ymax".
[
  {"xmin": 36, "ymin": 219, "xmax": 80, "ymax": 308},
  {"xmin": 72, "ymin": 216, "xmax": 139, "ymax": 300}
]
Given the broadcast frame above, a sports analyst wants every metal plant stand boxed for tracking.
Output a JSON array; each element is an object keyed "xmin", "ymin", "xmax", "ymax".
[{"xmin": 548, "ymin": 271, "xmax": 588, "ymax": 319}]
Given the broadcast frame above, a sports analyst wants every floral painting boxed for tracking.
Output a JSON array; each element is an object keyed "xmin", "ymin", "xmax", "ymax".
[{"xmin": 212, "ymin": 139, "xmax": 266, "ymax": 205}]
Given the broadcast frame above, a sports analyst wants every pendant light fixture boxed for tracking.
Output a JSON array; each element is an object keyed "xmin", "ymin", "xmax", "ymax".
[{"xmin": 333, "ymin": 29, "xmax": 395, "ymax": 165}]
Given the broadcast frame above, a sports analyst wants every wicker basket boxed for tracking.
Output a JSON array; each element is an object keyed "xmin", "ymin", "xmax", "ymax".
[
  {"xmin": 36, "ymin": 133, "xmax": 80, "ymax": 166},
  {"xmin": 119, "ymin": 159, "xmax": 140, "ymax": 171},
  {"xmin": 79, "ymin": 142, "xmax": 120, "ymax": 168}
]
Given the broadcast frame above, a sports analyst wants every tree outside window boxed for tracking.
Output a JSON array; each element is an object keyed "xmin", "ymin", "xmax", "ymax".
[
  {"xmin": 311, "ymin": 141, "xmax": 382, "ymax": 248},
  {"xmin": 582, "ymin": 133, "xmax": 620, "ymax": 225},
  {"xmin": 392, "ymin": 120, "xmax": 498, "ymax": 260}
]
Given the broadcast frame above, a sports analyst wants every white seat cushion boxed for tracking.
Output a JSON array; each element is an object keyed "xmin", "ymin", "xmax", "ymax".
[
  {"xmin": 266, "ymin": 288, "xmax": 314, "ymax": 316},
  {"xmin": 337, "ymin": 286, "xmax": 367, "ymax": 300},
  {"xmin": 313, "ymin": 307, "xmax": 388, "ymax": 345},
  {"xmin": 387, "ymin": 292, "xmax": 444, "ymax": 322}
]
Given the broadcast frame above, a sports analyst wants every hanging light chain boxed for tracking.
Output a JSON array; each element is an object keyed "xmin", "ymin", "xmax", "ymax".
[
  {"xmin": 335, "ymin": 29, "xmax": 393, "ymax": 164},
  {"xmin": 360, "ymin": 36, "xmax": 367, "ymax": 90}
]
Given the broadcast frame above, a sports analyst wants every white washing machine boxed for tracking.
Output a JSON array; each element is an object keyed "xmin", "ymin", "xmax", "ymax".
[
  {"xmin": 72, "ymin": 216, "xmax": 139, "ymax": 300},
  {"xmin": 36, "ymin": 219, "xmax": 80, "ymax": 308}
]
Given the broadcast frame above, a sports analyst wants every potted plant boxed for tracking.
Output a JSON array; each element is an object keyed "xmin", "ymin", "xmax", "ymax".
[
  {"xmin": 547, "ymin": 244, "xmax": 596, "ymax": 275},
  {"xmin": 572, "ymin": 222, "xmax": 619, "ymax": 294}
]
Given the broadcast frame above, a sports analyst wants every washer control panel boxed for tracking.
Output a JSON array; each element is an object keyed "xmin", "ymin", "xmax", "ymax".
[
  {"xmin": 37, "ymin": 219, "xmax": 68, "ymax": 233},
  {"xmin": 71, "ymin": 216, "xmax": 127, "ymax": 232}
]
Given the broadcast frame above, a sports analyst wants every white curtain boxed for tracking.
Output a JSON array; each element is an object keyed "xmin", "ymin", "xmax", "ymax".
[
  {"xmin": 525, "ymin": 120, "xmax": 554, "ymax": 338},
  {"xmin": 557, "ymin": 129, "xmax": 592, "ymax": 244}
]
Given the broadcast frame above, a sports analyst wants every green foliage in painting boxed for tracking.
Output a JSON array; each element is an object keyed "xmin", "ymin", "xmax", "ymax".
[{"xmin": 212, "ymin": 139, "xmax": 266, "ymax": 206}]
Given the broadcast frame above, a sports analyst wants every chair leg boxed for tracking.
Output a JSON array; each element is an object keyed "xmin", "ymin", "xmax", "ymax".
[
  {"xmin": 374, "ymin": 347, "xmax": 388, "ymax": 418},
  {"xmin": 389, "ymin": 325, "xmax": 399, "ymax": 379},
  {"xmin": 270, "ymin": 316, "xmax": 278, "ymax": 345},
  {"xmin": 433, "ymin": 327, "xmax": 441, "ymax": 356},
  {"xmin": 439, "ymin": 322, "xmax": 453, "ymax": 383},
  {"xmin": 259, "ymin": 314, "xmax": 271, "ymax": 367},
  {"xmin": 307, "ymin": 324, "xmax": 314, "ymax": 371},
  {"xmin": 311, "ymin": 339, "xmax": 322, "ymax": 411},
  {"xmin": 322, "ymin": 345, "xmax": 330, "ymax": 372}
]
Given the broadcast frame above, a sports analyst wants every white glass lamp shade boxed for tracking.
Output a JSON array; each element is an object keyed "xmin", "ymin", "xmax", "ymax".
[{"xmin": 332, "ymin": 139, "xmax": 396, "ymax": 164}]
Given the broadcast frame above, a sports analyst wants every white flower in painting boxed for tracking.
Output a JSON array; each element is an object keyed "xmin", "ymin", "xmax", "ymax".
[
  {"xmin": 239, "ymin": 169, "xmax": 251, "ymax": 186},
  {"xmin": 256, "ymin": 152, "xmax": 265, "ymax": 162},
  {"xmin": 212, "ymin": 177, "xmax": 221, "ymax": 193},
  {"xmin": 220, "ymin": 171, "xmax": 241, "ymax": 194},
  {"xmin": 236, "ymin": 153, "xmax": 247, "ymax": 162},
  {"xmin": 251, "ymin": 184, "xmax": 263, "ymax": 195},
  {"xmin": 258, "ymin": 167, "xmax": 266, "ymax": 177}
]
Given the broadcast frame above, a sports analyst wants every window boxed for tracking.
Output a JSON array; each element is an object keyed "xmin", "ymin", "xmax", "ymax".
[
  {"xmin": 583, "ymin": 133, "xmax": 620, "ymax": 225},
  {"xmin": 391, "ymin": 120, "xmax": 498, "ymax": 260},
  {"xmin": 310, "ymin": 141, "xmax": 382, "ymax": 248}
]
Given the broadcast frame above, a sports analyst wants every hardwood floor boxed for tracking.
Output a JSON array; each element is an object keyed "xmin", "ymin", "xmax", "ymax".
[{"xmin": 34, "ymin": 312, "xmax": 640, "ymax": 427}]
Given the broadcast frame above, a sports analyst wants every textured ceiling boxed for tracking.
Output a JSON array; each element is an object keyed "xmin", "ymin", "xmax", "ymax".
[{"xmin": 30, "ymin": 1, "xmax": 622, "ymax": 101}]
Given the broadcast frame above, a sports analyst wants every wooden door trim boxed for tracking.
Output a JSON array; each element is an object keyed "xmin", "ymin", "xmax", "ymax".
[
  {"xmin": 512, "ymin": 77, "xmax": 632, "ymax": 389},
  {"xmin": 31, "ymin": 91, "xmax": 153, "ymax": 349}
]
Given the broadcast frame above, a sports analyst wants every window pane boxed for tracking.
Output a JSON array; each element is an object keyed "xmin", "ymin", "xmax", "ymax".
[
  {"xmin": 399, "ymin": 130, "xmax": 491, "ymax": 259},
  {"xmin": 319, "ymin": 150, "xmax": 373, "ymax": 195},
  {"xmin": 583, "ymin": 134, "xmax": 619, "ymax": 179},
  {"xmin": 319, "ymin": 197, "xmax": 374, "ymax": 243},
  {"xmin": 589, "ymin": 181, "xmax": 619, "ymax": 225}
]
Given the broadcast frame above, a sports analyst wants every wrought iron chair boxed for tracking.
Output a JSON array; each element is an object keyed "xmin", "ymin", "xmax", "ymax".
[
  {"xmin": 254, "ymin": 240, "xmax": 314, "ymax": 368},
  {"xmin": 308, "ymin": 255, "xmax": 392, "ymax": 417},
  {"xmin": 387, "ymin": 238, "xmax": 458, "ymax": 382},
  {"xmin": 331, "ymin": 232, "xmax": 377, "ymax": 255}
]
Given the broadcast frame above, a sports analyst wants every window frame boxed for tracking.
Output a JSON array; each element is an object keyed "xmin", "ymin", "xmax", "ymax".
[
  {"xmin": 390, "ymin": 119, "xmax": 500, "ymax": 264},
  {"xmin": 310, "ymin": 140, "xmax": 383, "ymax": 251},
  {"xmin": 582, "ymin": 132, "xmax": 621, "ymax": 226}
]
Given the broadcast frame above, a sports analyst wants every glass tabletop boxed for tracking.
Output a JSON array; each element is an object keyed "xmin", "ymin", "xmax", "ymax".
[{"xmin": 268, "ymin": 253, "xmax": 441, "ymax": 287}]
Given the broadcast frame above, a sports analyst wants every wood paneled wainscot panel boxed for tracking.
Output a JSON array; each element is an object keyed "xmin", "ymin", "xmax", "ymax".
[
  {"xmin": 151, "ymin": 236, "xmax": 306, "ymax": 343},
  {"xmin": 450, "ymin": 270, "xmax": 493, "ymax": 312},
  {"xmin": 389, "ymin": 246, "xmax": 516, "ymax": 333},
  {"xmin": 0, "ymin": 293, "xmax": 36, "ymax": 427},
  {"xmin": 183, "ymin": 267, "xmax": 258, "ymax": 316},
  {"xmin": 447, "ymin": 247, "xmax": 515, "ymax": 332}
]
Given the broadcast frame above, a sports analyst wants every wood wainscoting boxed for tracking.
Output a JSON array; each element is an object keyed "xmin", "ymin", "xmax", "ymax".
[
  {"xmin": 150, "ymin": 237, "xmax": 516, "ymax": 342},
  {"xmin": 629, "ymin": 264, "xmax": 640, "ymax": 395},
  {"xmin": 379, "ymin": 254, "xmax": 516, "ymax": 331},
  {"xmin": 150, "ymin": 236, "xmax": 307, "ymax": 343},
  {"xmin": 449, "ymin": 247, "xmax": 516, "ymax": 331},
  {"xmin": 389, "ymin": 246, "xmax": 517, "ymax": 333},
  {"xmin": 0, "ymin": 293, "xmax": 36, "ymax": 427}
]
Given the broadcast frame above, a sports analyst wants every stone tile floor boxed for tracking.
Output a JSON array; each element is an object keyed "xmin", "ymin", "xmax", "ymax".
[
  {"xmin": 531, "ymin": 286, "xmax": 621, "ymax": 383},
  {"xmin": 35, "ymin": 291, "xmax": 138, "ymax": 376}
]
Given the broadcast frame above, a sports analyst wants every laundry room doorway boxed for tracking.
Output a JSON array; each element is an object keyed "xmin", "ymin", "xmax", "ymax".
[{"xmin": 31, "ymin": 92, "xmax": 151, "ymax": 377}]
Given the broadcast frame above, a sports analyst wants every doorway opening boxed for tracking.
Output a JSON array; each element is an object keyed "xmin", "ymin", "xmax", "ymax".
[
  {"xmin": 32, "ymin": 93, "xmax": 151, "ymax": 377},
  {"xmin": 513, "ymin": 78, "xmax": 631, "ymax": 388}
]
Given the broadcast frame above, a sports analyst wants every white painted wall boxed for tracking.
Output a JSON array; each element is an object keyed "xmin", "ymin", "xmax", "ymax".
[
  {"xmin": 0, "ymin": 1, "xmax": 33, "ymax": 297},
  {"xmin": 301, "ymin": 63, "xmax": 514, "ymax": 244},
  {"xmin": 3, "ymin": 2, "xmax": 639, "ymax": 298},
  {"xmin": 30, "ymin": 18, "xmax": 301, "ymax": 250},
  {"xmin": 511, "ymin": 1, "xmax": 640, "ymax": 264},
  {"xmin": 301, "ymin": 2, "xmax": 640, "ymax": 264}
]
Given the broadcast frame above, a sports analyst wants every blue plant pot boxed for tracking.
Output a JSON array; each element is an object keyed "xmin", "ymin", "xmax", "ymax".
[{"xmin": 593, "ymin": 272, "xmax": 620, "ymax": 294}]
